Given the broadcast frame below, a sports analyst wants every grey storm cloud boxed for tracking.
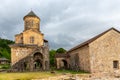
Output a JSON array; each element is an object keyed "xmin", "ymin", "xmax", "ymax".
[{"xmin": 1, "ymin": 0, "xmax": 120, "ymax": 50}]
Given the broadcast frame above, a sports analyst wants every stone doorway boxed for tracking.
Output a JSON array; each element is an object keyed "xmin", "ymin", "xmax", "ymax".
[
  {"xmin": 33, "ymin": 52, "xmax": 43, "ymax": 70},
  {"xmin": 34, "ymin": 59, "xmax": 42, "ymax": 69},
  {"xmin": 62, "ymin": 60, "xmax": 68, "ymax": 69},
  {"xmin": 23, "ymin": 62, "xmax": 28, "ymax": 70}
]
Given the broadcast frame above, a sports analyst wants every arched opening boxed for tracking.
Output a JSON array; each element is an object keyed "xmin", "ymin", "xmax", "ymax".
[
  {"xmin": 23, "ymin": 62, "xmax": 28, "ymax": 70},
  {"xmin": 34, "ymin": 59, "xmax": 42, "ymax": 69},
  {"xmin": 34, "ymin": 52, "xmax": 43, "ymax": 59},
  {"xmin": 33, "ymin": 52, "xmax": 43, "ymax": 70},
  {"xmin": 62, "ymin": 60, "xmax": 68, "ymax": 69}
]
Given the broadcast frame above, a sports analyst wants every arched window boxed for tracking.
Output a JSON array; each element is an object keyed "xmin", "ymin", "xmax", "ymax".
[{"xmin": 30, "ymin": 36, "xmax": 34, "ymax": 43}]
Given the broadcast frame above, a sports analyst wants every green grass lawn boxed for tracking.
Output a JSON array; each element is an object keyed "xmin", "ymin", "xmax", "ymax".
[
  {"xmin": 0, "ymin": 72, "xmax": 57, "ymax": 80},
  {"xmin": 55, "ymin": 69, "xmax": 89, "ymax": 74},
  {"xmin": 0, "ymin": 70, "xmax": 88, "ymax": 80}
]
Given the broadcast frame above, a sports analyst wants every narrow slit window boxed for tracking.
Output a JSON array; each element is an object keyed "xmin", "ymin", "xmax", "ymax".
[
  {"xmin": 20, "ymin": 37, "xmax": 23, "ymax": 43},
  {"xmin": 113, "ymin": 60, "xmax": 119, "ymax": 69}
]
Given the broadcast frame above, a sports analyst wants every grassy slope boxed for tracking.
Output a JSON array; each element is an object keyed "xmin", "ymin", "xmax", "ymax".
[
  {"xmin": 56, "ymin": 69, "xmax": 89, "ymax": 74},
  {"xmin": 0, "ymin": 70, "xmax": 88, "ymax": 80},
  {"xmin": 0, "ymin": 38, "xmax": 14, "ymax": 59},
  {"xmin": 0, "ymin": 72, "xmax": 56, "ymax": 80}
]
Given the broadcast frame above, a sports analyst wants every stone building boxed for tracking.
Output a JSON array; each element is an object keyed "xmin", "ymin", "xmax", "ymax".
[
  {"xmin": 55, "ymin": 53, "xmax": 69, "ymax": 69},
  {"xmin": 56, "ymin": 28, "xmax": 120, "ymax": 74},
  {"xmin": 0, "ymin": 57, "xmax": 10, "ymax": 64},
  {"xmin": 9, "ymin": 11, "xmax": 49, "ymax": 71}
]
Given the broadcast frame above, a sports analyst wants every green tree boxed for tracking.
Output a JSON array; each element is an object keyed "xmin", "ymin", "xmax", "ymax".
[
  {"xmin": 49, "ymin": 49, "xmax": 56, "ymax": 67},
  {"xmin": 0, "ymin": 48, "xmax": 10, "ymax": 59},
  {"xmin": 0, "ymin": 52, "xmax": 2, "ymax": 57},
  {"xmin": 0, "ymin": 38, "xmax": 14, "ymax": 59},
  {"xmin": 56, "ymin": 48, "xmax": 66, "ymax": 53},
  {"xmin": 49, "ymin": 48, "xmax": 67, "ymax": 68}
]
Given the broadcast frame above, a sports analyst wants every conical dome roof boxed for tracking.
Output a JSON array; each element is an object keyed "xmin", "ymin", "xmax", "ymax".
[{"xmin": 23, "ymin": 11, "xmax": 40, "ymax": 20}]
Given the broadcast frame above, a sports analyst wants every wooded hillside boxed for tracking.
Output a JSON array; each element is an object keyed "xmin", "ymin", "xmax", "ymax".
[{"xmin": 0, "ymin": 38, "xmax": 14, "ymax": 60}]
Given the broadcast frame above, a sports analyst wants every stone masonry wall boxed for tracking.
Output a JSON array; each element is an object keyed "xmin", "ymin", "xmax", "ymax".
[
  {"xmin": 69, "ymin": 45, "xmax": 90, "ymax": 72},
  {"xmin": 24, "ymin": 17, "xmax": 40, "ymax": 31},
  {"xmin": 56, "ymin": 58, "xmax": 65, "ymax": 69},
  {"xmin": 11, "ymin": 47, "xmax": 34, "ymax": 65},
  {"xmin": 15, "ymin": 34, "xmax": 23, "ymax": 44},
  {"xmin": 23, "ymin": 30, "xmax": 44, "ymax": 46},
  {"xmin": 11, "ymin": 46, "xmax": 49, "ymax": 71},
  {"xmin": 89, "ymin": 29, "xmax": 120, "ymax": 74}
]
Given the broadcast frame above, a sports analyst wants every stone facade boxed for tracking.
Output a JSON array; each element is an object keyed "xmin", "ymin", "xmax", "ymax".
[
  {"xmin": 55, "ymin": 53, "xmax": 69, "ymax": 69},
  {"xmin": 56, "ymin": 28, "xmax": 120, "ymax": 75},
  {"xmin": 9, "ymin": 11, "xmax": 49, "ymax": 71},
  {"xmin": 89, "ymin": 29, "xmax": 120, "ymax": 74},
  {"xmin": 68, "ymin": 45, "xmax": 90, "ymax": 72}
]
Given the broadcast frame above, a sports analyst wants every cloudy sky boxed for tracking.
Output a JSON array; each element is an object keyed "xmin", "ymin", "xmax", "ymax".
[{"xmin": 0, "ymin": 0, "xmax": 120, "ymax": 50}]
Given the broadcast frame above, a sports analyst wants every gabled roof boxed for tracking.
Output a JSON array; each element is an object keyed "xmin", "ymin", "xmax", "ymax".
[
  {"xmin": 15, "ymin": 33, "xmax": 23, "ymax": 36},
  {"xmin": 68, "ymin": 28, "xmax": 120, "ymax": 52},
  {"xmin": 0, "ymin": 57, "xmax": 9, "ymax": 61},
  {"xmin": 23, "ymin": 11, "xmax": 40, "ymax": 20},
  {"xmin": 44, "ymin": 39, "xmax": 48, "ymax": 42}
]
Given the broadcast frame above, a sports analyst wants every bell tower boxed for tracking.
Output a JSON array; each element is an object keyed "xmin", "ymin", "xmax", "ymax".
[
  {"xmin": 23, "ymin": 11, "xmax": 40, "ymax": 32},
  {"xmin": 10, "ymin": 11, "xmax": 49, "ymax": 71}
]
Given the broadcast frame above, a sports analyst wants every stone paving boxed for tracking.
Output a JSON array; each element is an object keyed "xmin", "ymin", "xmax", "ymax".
[{"xmin": 32, "ymin": 73, "xmax": 120, "ymax": 80}]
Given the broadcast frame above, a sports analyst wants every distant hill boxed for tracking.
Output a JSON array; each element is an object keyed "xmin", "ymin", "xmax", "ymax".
[{"xmin": 0, "ymin": 38, "xmax": 14, "ymax": 60}]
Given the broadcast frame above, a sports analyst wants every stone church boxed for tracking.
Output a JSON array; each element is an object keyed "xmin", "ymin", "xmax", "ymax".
[
  {"xmin": 56, "ymin": 28, "xmax": 120, "ymax": 75},
  {"xmin": 9, "ymin": 11, "xmax": 49, "ymax": 71}
]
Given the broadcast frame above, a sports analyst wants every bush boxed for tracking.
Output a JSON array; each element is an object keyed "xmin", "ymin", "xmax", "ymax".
[{"xmin": 0, "ymin": 64, "xmax": 10, "ymax": 69}]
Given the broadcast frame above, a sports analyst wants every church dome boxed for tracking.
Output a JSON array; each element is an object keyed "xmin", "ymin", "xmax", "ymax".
[{"xmin": 23, "ymin": 11, "xmax": 40, "ymax": 20}]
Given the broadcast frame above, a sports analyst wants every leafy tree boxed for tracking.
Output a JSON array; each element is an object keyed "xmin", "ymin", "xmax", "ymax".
[
  {"xmin": 0, "ymin": 52, "xmax": 2, "ymax": 57},
  {"xmin": 0, "ymin": 38, "xmax": 14, "ymax": 59},
  {"xmin": 56, "ymin": 48, "xmax": 66, "ymax": 53},
  {"xmin": 49, "ymin": 48, "xmax": 67, "ymax": 68},
  {"xmin": 0, "ymin": 48, "xmax": 10, "ymax": 59},
  {"xmin": 49, "ymin": 49, "xmax": 56, "ymax": 67}
]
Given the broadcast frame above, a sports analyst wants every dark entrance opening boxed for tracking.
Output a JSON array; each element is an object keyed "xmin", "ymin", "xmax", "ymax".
[
  {"xmin": 33, "ymin": 52, "xmax": 43, "ymax": 70},
  {"xmin": 62, "ymin": 60, "xmax": 68, "ymax": 69},
  {"xmin": 113, "ymin": 60, "xmax": 119, "ymax": 69},
  {"xmin": 34, "ymin": 59, "xmax": 42, "ymax": 69},
  {"xmin": 24, "ymin": 62, "xmax": 27, "ymax": 70}
]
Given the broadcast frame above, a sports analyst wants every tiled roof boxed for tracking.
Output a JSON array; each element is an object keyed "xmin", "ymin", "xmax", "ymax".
[
  {"xmin": 68, "ymin": 28, "xmax": 120, "ymax": 52},
  {"xmin": 44, "ymin": 39, "xmax": 48, "ymax": 42},
  {"xmin": 0, "ymin": 57, "xmax": 9, "ymax": 61},
  {"xmin": 23, "ymin": 11, "xmax": 40, "ymax": 20}
]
